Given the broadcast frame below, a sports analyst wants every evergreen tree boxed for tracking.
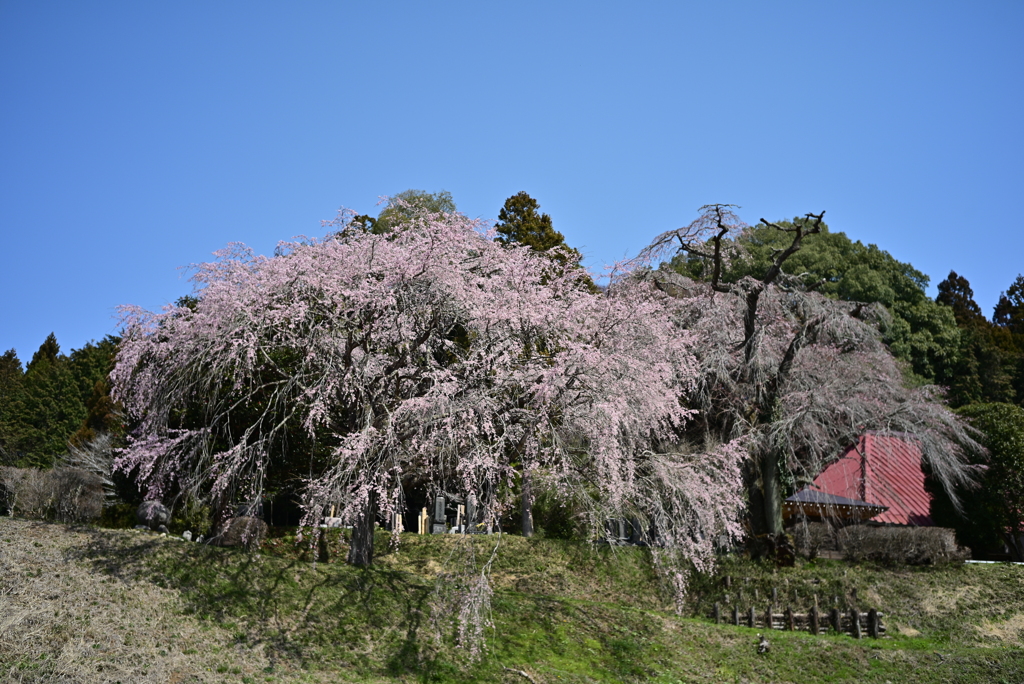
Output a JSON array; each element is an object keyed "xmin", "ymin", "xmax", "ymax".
[
  {"xmin": 994, "ymin": 274, "xmax": 1024, "ymax": 335},
  {"xmin": 0, "ymin": 334, "xmax": 119, "ymax": 467},
  {"xmin": 12, "ymin": 334, "xmax": 87, "ymax": 466},
  {"xmin": 68, "ymin": 337, "xmax": 119, "ymax": 408},
  {"xmin": 937, "ymin": 270, "xmax": 986, "ymax": 327},
  {"xmin": 496, "ymin": 192, "xmax": 568, "ymax": 253},
  {"xmin": 28, "ymin": 333, "xmax": 61, "ymax": 370},
  {"xmin": 495, "ymin": 192, "xmax": 594, "ymax": 290},
  {"xmin": 992, "ymin": 274, "xmax": 1024, "ymax": 402},
  {"xmin": 68, "ymin": 337, "xmax": 122, "ymax": 448},
  {"xmin": 0, "ymin": 349, "xmax": 24, "ymax": 465},
  {"xmin": 934, "ymin": 272, "xmax": 1021, "ymax": 408}
]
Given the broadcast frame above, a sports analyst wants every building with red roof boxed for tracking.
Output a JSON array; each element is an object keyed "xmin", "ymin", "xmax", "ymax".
[{"xmin": 786, "ymin": 433, "xmax": 933, "ymax": 526}]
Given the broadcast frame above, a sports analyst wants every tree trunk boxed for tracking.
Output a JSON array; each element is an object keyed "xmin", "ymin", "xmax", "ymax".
[
  {"xmin": 347, "ymin": 490, "xmax": 377, "ymax": 567},
  {"xmin": 317, "ymin": 528, "xmax": 330, "ymax": 563},
  {"xmin": 747, "ymin": 451, "xmax": 785, "ymax": 553},
  {"xmin": 762, "ymin": 451, "xmax": 784, "ymax": 536},
  {"xmin": 521, "ymin": 469, "xmax": 534, "ymax": 538}
]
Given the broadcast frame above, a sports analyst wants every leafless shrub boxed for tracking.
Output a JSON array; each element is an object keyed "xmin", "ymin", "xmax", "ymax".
[
  {"xmin": 0, "ymin": 466, "xmax": 104, "ymax": 523},
  {"xmin": 836, "ymin": 525, "xmax": 968, "ymax": 565},
  {"xmin": 61, "ymin": 432, "xmax": 118, "ymax": 502},
  {"xmin": 0, "ymin": 466, "xmax": 28, "ymax": 514},
  {"xmin": 790, "ymin": 521, "xmax": 969, "ymax": 564}
]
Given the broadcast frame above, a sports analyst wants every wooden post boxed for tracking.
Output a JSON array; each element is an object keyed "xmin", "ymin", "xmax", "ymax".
[
  {"xmin": 850, "ymin": 608, "xmax": 861, "ymax": 639},
  {"xmin": 771, "ymin": 587, "xmax": 778, "ymax": 605},
  {"xmin": 732, "ymin": 605, "xmax": 740, "ymax": 626},
  {"xmin": 785, "ymin": 606, "xmax": 795, "ymax": 631},
  {"xmin": 830, "ymin": 607, "xmax": 841, "ymax": 634},
  {"xmin": 868, "ymin": 609, "xmax": 879, "ymax": 639},
  {"xmin": 748, "ymin": 606, "xmax": 756, "ymax": 629},
  {"xmin": 713, "ymin": 603, "xmax": 721, "ymax": 624},
  {"xmin": 724, "ymin": 575, "xmax": 732, "ymax": 589},
  {"xmin": 764, "ymin": 606, "xmax": 773, "ymax": 631},
  {"xmin": 809, "ymin": 605, "xmax": 819, "ymax": 635}
]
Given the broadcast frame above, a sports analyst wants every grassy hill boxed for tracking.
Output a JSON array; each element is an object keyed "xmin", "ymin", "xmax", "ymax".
[{"xmin": 2, "ymin": 517, "xmax": 1022, "ymax": 683}]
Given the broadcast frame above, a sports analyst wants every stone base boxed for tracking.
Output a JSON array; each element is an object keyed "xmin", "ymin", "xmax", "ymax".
[{"xmin": 431, "ymin": 523, "xmax": 447, "ymax": 534}]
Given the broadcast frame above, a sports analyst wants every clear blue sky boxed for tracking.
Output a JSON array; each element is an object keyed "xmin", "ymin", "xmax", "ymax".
[{"xmin": 2, "ymin": 1, "xmax": 1022, "ymax": 361}]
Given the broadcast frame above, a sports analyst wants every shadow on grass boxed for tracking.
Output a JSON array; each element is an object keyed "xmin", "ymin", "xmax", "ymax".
[{"xmin": 71, "ymin": 528, "xmax": 460, "ymax": 680}]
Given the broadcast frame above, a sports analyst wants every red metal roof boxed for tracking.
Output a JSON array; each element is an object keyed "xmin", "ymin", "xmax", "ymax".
[{"xmin": 810, "ymin": 434, "xmax": 933, "ymax": 526}]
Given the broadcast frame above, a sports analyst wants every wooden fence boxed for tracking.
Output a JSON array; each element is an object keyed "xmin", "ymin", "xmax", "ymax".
[
  {"xmin": 711, "ymin": 603, "xmax": 884, "ymax": 638},
  {"xmin": 711, "ymin": 576, "xmax": 885, "ymax": 638}
]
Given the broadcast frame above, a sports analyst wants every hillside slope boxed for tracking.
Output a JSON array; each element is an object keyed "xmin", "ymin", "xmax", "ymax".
[{"xmin": 2, "ymin": 518, "xmax": 1022, "ymax": 683}]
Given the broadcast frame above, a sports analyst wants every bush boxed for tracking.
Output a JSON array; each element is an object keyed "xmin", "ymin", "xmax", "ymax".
[
  {"xmin": 789, "ymin": 520, "xmax": 968, "ymax": 565},
  {"xmin": 838, "ymin": 525, "xmax": 968, "ymax": 564},
  {"xmin": 0, "ymin": 466, "xmax": 105, "ymax": 523},
  {"xmin": 169, "ymin": 497, "xmax": 212, "ymax": 536},
  {"xmin": 98, "ymin": 501, "xmax": 137, "ymax": 529}
]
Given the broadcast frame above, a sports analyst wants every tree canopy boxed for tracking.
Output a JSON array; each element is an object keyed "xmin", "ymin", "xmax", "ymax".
[
  {"xmin": 931, "ymin": 402, "xmax": 1024, "ymax": 561},
  {"xmin": 934, "ymin": 271, "xmax": 1023, "ymax": 408},
  {"xmin": 350, "ymin": 189, "xmax": 457, "ymax": 236},
  {"xmin": 671, "ymin": 218, "xmax": 960, "ymax": 384},
  {"xmin": 496, "ymin": 192, "xmax": 574, "ymax": 255},
  {"xmin": 112, "ymin": 204, "xmax": 745, "ymax": 584},
  {"xmin": 0, "ymin": 334, "xmax": 117, "ymax": 467},
  {"xmin": 994, "ymin": 274, "xmax": 1024, "ymax": 336}
]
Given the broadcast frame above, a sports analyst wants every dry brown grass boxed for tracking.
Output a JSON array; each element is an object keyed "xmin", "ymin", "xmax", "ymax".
[
  {"xmin": 975, "ymin": 612, "xmax": 1024, "ymax": 647},
  {"xmin": 0, "ymin": 517, "xmax": 385, "ymax": 683}
]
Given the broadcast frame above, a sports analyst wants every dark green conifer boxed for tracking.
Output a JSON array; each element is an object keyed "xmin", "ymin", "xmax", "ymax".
[{"xmin": 495, "ymin": 192, "xmax": 595, "ymax": 290}]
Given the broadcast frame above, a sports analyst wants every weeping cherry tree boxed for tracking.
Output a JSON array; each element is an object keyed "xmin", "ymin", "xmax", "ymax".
[
  {"xmin": 629, "ymin": 205, "xmax": 980, "ymax": 547},
  {"xmin": 112, "ymin": 203, "xmax": 746, "ymax": 610}
]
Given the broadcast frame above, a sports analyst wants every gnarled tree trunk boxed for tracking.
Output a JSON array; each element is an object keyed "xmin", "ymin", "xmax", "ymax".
[{"xmin": 347, "ymin": 490, "xmax": 378, "ymax": 567}]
